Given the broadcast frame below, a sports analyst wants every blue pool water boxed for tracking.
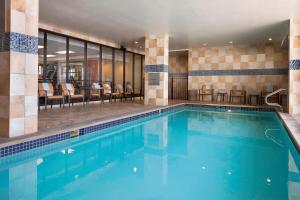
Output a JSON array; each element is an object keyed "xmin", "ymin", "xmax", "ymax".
[{"xmin": 1, "ymin": 107, "xmax": 300, "ymax": 200}]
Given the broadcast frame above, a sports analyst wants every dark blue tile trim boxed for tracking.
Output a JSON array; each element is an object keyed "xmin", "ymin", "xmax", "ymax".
[
  {"xmin": 0, "ymin": 132, "xmax": 70, "ymax": 158},
  {"xmin": 0, "ymin": 103, "xmax": 276, "ymax": 158},
  {"xmin": 0, "ymin": 32, "xmax": 38, "ymax": 54},
  {"xmin": 169, "ymin": 72, "xmax": 188, "ymax": 78},
  {"xmin": 188, "ymin": 68, "xmax": 288, "ymax": 76},
  {"xmin": 289, "ymin": 60, "xmax": 300, "ymax": 70},
  {"xmin": 145, "ymin": 64, "xmax": 168, "ymax": 72},
  {"xmin": 79, "ymin": 110, "xmax": 160, "ymax": 136}
]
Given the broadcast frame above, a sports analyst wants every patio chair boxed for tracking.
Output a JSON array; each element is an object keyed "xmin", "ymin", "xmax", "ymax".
[
  {"xmin": 230, "ymin": 84, "xmax": 246, "ymax": 104},
  {"xmin": 115, "ymin": 84, "xmax": 125, "ymax": 101},
  {"xmin": 261, "ymin": 84, "xmax": 278, "ymax": 105},
  {"xmin": 124, "ymin": 83, "xmax": 134, "ymax": 101},
  {"xmin": 38, "ymin": 82, "xmax": 65, "ymax": 110},
  {"xmin": 60, "ymin": 83, "xmax": 85, "ymax": 107},
  {"xmin": 90, "ymin": 82, "xmax": 102, "ymax": 102},
  {"xmin": 102, "ymin": 83, "xmax": 113, "ymax": 103},
  {"xmin": 199, "ymin": 84, "xmax": 214, "ymax": 102},
  {"xmin": 216, "ymin": 85, "xmax": 228, "ymax": 103}
]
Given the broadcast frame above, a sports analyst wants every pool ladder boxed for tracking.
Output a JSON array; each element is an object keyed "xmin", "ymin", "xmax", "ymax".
[{"xmin": 265, "ymin": 88, "xmax": 286, "ymax": 112}]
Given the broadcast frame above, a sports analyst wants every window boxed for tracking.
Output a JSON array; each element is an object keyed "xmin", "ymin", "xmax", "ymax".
[
  {"xmin": 68, "ymin": 39, "xmax": 85, "ymax": 88},
  {"xmin": 114, "ymin": 50, "xmax": 124, "ymax": 89},
  {"xmin": 102, "ymin": 46, "xmax": 113, "ymax": 84},
  {"xmin": 125, "ymin": 52, "xmax": 133, "ymax": 88},
  {"xmin": 87, "ymin": 43, "xmax": 100, "ymax": 83},
  {"xmin": 38, "ymin": 30, "xmax": 144, "ymax": 92},
  {"xmin": 46, "ymin": 33, "xmax": 67, "ymax": 88}
]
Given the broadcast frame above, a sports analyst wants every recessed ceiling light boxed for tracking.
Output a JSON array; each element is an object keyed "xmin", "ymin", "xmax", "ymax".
[
  {"xmin": 229, "ymin": 41, "xmax": 233, "ymax": 44},
  {"xmin": 135, "ymin": 41, "xmax": 139, "ymax": 44},
  {"xmin": 268, "ymin": 38, "xmax": 272, "ymax": 41},
  {"xmin": 38, "ymin": 45, "xmax": 44, "ymax": 49},
  {"xmin": 56, "ymin": 50, "xmax": 75, "ymax": 54}
]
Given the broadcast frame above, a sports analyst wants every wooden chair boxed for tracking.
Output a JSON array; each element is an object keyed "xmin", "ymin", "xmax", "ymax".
[
  {"xmin": 216, "ymin": 86, "xmax": 228, "ymax": 103},
  {"xmin": 230, "ymin": 84, "xmax": 246, "ymax": 104},
  {"xmin": 124, "ymin": 83, "xmax": 134, "ymax": 101},
  {"xmin": 90, "ymin": 82, "xmax": 102, "ymax": 102},
  {"xmin": 261, "ymin": 85, "xmax": 278, "ymax": 105},
  {"xmin": 199, "ymin": 85, "xmax": 214, "ymax": 102},
  {"xmin": 38, "ymin": 82, "xmax": 64, "ymax": 110},
  {"xmin": 60, "ymin": 83, "xmax": 85, "ymax": 107},
  {"xmin": 102, "ymin": 83, "xmax": 113, "ymax": 103}
]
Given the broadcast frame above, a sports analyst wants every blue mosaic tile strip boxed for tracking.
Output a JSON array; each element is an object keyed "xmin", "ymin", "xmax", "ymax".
[
  {"xmin": 144, "ymin": 64, "xmax": 168, "ymax": 72},
  {"xmin": 0, "ymin": 132, "xmax": 70, "ymax": 158},
  {"xmin": 169, "ymin": 73, "xmax": 188, "ymax": 78},
  {"xmin": 79, "ymin": 110, "xmax": 160, "ymax": 136},
  {"xmin": 188, "ymin": 68, "xmax": 288, "ymax": 76},
  {"xmin": 289, "ymin": 60, "xmax": 300, "ymax": 70},
  {"xmin": 187, "ymin": 104, "xmax": 275, "ymax": 112},
  {"xmin": 0, "ymin": 32, "xmax": 38, "ymax": 54}
]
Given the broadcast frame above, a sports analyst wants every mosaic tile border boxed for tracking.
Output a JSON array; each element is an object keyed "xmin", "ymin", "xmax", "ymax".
[
  {"xmin": 144, "ymin": 64, "xmax": 168, "ymax": 72},
  {"xmin": 0, "ymin": 32, "xmax": 38, "ymax": 54},
  {"xmin": 188, "ymin": 68, "xmax": 288, "ymax": 76},
  {"xmin": 169, "ymin": 73, "xmax": 188, "ymax": 78},
  {"xmin": 0, "ymin": 103, "xmax": 278, "ymax": 158},
  {"xmin": 0, "ymin": 132, "xmax": 70, "ymax": 158},
  {"xmin": 289, "ymin": 60, "xmax": 300, "ymax": 70}
]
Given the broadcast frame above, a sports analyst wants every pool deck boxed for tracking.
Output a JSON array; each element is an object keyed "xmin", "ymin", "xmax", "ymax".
[{"xmin": 0, "ymin": 99, "xmax": 299, "ymax": 152}]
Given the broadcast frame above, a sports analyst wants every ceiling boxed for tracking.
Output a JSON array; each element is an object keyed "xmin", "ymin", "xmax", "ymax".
[{"xmin": 39, "ymin": 0, "xmax": 300, "ymax": 51}]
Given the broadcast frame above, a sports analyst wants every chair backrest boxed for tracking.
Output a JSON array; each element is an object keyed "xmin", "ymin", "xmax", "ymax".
[
  {"xmin": 38, "ymin": 83, "xmax": 54, "ymax": 97},
  {"xmin": 91, "ymin": 82, "xmax": 101, "ymax": 95},
  {"xmin": 126, "ymin": 83, "xmax": 133, "ymax": 93},
  {"xmin": 116, "ymin": 84, "xmax": 124, "ymax": 93},
  {"xmin": 218, "ymin": 85, "xmax": 226, "ymax": 93},
  {"xmin": 61, "ymin": 83, "xmax": 75, "ymax": 96},
  {"xmin": 232, "ymin": 84, "xmax": 244, "ymax": 95},
  {"xmin": 91, "ymin": 82, "xmax": 101, "ymax": 89},
  {"xmin": 202, "ymin": 84, "xmax": 213, "ymax": 92},
  {"xmin": 233, "ymin": 84, "xmax": 242, "ymax": 91},
  {"xmin": 103, "ymin": 83, "xmax": 112, "ymax": 94}
]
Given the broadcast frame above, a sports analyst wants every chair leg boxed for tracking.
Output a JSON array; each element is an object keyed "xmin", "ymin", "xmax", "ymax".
[{"xmin": 45, "ymin": 97, "xmax": 47, "ymax": 110}]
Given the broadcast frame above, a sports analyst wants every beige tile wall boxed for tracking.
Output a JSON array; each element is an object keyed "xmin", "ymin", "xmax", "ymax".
[
  {"xmin": 144, "ymin": 35, "xmax": 169, "ymax": 106},
  {"xmin": 289, "ymin": 19, "xmax": 300, "ymax": 114},
  {"xmin": 169, "ymin": 52, "xmax": 188, "ymax": 73},
  {"xmin": 0, "ymin": 0, "xmax": 39, "ymax": 137},
  {"xmin": 188, "ymin": 44, "xmax": 289, "ymax": 95}
]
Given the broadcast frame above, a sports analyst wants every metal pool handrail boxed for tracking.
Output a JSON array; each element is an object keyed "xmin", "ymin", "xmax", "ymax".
[{"xmin": 265, "ymin": 88, "xmax": 286, "ymax": 112}]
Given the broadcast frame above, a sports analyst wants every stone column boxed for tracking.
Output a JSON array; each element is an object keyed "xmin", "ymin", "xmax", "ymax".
[
  {"xmin": 0, "ymin": 0, "xmax": 39, "ymax": 137},
  {"xmin": 144, "ymin": 35, "xmax": 169, "ymax": 106},
  {"xmin": 289, "ymin": 19, "xmax": 300, "ymax": 114}
]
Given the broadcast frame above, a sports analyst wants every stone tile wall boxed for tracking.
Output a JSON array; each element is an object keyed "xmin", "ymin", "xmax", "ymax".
[
  {"xmin": 289, "ymin": 19, "xmax": 300, "ymax": 114},
  {"xmin": 144, "ymin": 35, "xmax": 169, "ymax": 106},
  {"xmin": 188, "ymin": 44, "xmax": 289, "ymax": 95},
  {"xmin": 0, "ymin": 0, "xmax": 39, "ymax": 137}
]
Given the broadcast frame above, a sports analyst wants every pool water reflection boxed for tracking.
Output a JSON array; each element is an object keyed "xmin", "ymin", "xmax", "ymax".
[{"xmin": 0, "ymin": 108, "xmax": 300, "ymax": 200}]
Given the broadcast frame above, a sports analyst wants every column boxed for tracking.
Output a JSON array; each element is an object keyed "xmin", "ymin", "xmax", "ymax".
[
  {"xmin": 289, "ymin": 19, "xmax": 300, "ymax": 114},
  {"xmin": 0, "ymin": 0, "xmax": 39, "ymax": 137},
  {"xmin": 144, "ymin": 35, "xmax": 169, "ymax": 106}
]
